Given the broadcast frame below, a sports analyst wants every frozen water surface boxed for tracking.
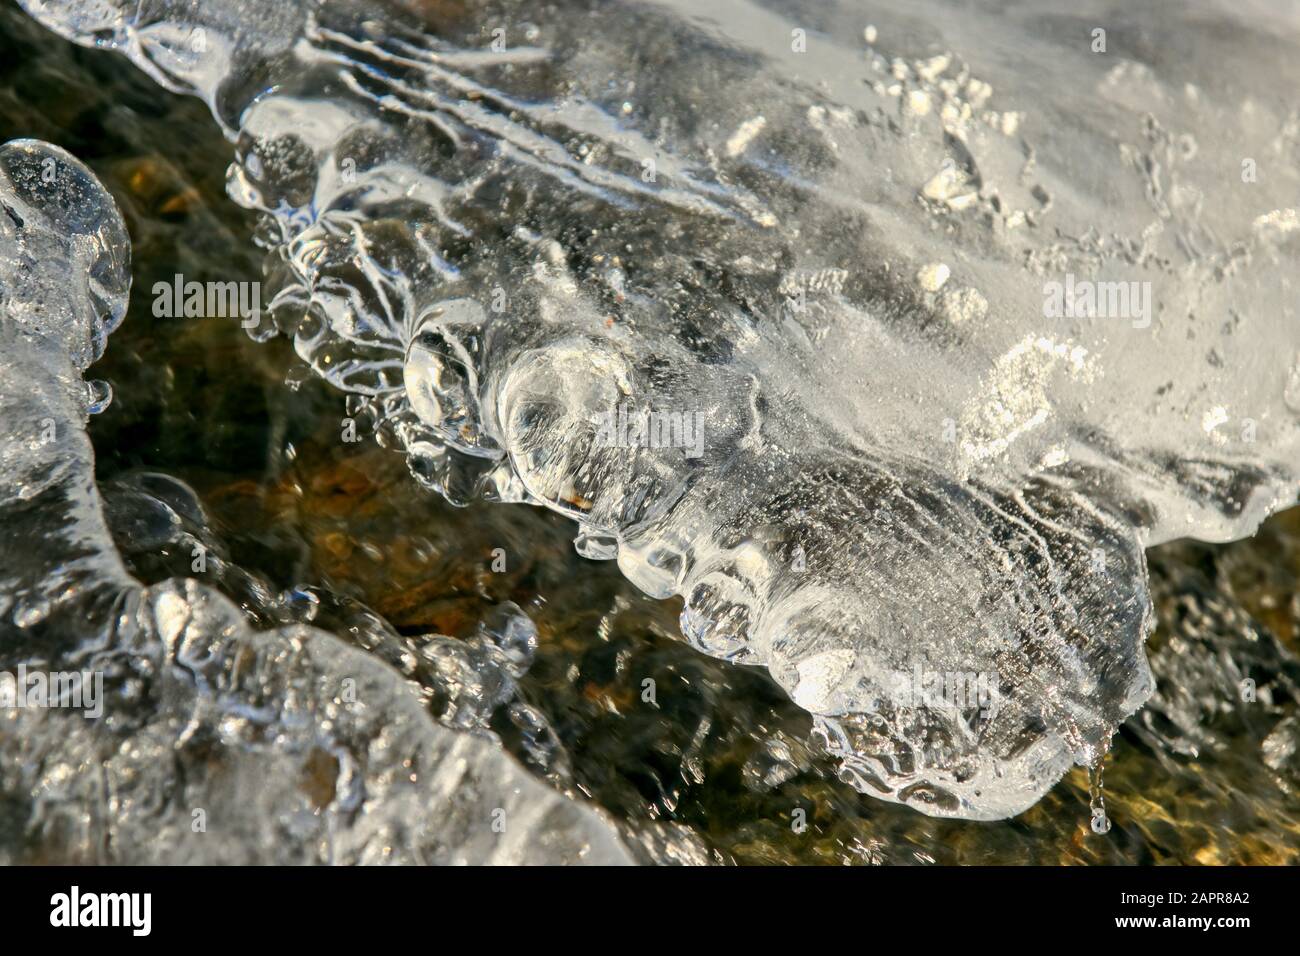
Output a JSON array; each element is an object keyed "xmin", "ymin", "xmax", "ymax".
[{"xmin": 13, "ymin": 0, "xmax": 1300, "ymax": 819}]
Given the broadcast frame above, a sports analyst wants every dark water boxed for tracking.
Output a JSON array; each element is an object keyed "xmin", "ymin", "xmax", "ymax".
[{"xmin": 2, "ymin": 0, "xmax": 1298, "ymax": 863}]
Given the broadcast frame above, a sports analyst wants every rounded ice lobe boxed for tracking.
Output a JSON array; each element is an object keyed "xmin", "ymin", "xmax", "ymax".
[
  {"xmin": 0, "ymin": 139, "xmax": 130, "ymax": 369},
  {"xmin": 404, "ymin": 298, "xmax": 498, "ymax": 457}
]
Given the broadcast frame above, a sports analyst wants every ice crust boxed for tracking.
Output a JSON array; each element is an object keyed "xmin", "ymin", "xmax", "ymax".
[
  {"xmin": 17, "ymin": 0, "xmax": 1300, "ymax": 819},
  {"xmin": 0, "ymin": 138, "xmax": 631, "ymax": 863}
]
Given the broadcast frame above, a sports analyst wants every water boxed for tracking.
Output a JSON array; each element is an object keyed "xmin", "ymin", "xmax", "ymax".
[{"xmin": 0, "ymin": 0, "xmax": 1294, "ymax": 863}]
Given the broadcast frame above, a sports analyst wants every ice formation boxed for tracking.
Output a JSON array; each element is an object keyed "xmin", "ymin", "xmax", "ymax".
[
  {"xmin": 0, "ymin": 137, "xmax": 631, "ymax": 863},
  {"xmin": 16, "ymin": 0, "xmax": 1300, "ymax": 819}
]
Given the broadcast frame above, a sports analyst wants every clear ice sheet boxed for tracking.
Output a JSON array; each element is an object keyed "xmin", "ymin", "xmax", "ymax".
[
  {"xmin": 0, "ymin": 137, "xmax": 631, "ymax": 863},
  {"xmin": 16, "ymin": 0, "xmax": 1300, "ymax": 819}
]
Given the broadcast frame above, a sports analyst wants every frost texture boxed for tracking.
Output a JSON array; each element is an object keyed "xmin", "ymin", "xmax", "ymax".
[
  {"xmin": 0, "ymin": 138, "xmax": 631, "ymax": 864},
  {"xmin": 19, "ymin": 0, "xmax": 1300, "ymax": 819}
]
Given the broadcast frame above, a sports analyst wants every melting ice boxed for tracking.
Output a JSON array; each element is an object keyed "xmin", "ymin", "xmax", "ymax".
[{"xmin": 14, "ymin": 0, "xmax": 1300, "ymax": 819}]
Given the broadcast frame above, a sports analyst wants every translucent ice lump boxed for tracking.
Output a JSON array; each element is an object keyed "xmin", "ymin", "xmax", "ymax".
[
  {"xmin": 20, "ymin": 0, "xmax": 1300, "ymax": 818},
  {"xmin": 0, "ymin": 137, "xmax": 630, "ymax": 863}
]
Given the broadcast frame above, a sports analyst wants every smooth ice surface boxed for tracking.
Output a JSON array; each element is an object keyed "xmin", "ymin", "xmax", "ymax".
[
  {"xmin": 0, "ymin": 137, "xmax": 631, "ymax": 863},
  {"xmin": 19, "ymin": 0, "xmax": 1300, "ymax": 818}
]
